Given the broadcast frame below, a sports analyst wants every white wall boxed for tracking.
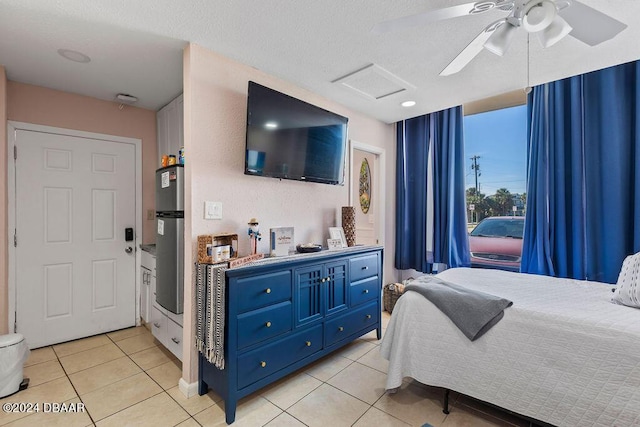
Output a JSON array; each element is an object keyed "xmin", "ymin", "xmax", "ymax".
[{"xmin": 181, "ymin": 43, "xmax": 396, "ymax": 384}]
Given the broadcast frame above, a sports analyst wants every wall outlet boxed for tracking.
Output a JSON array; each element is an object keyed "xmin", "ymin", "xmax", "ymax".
[
  {"xmin": 147, "ymin": 209, "xmax": 155, "ymax": 220},
  {"xmin": 204, "ymin": 201, "xmax": 223, "ymax": 220}
]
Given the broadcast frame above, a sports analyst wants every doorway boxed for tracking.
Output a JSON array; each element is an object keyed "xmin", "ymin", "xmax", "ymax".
[
  {"xmin": 349, "ymin": 140, "xmax": 385, "ymax": 246},
  {"xmin": 8, "ymin": 122, "xmax": 142, "ymax": 348}
]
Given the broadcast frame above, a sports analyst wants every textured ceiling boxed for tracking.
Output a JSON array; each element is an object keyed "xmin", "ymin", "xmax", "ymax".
[{"xmin": 1, "ymin": 0, "xmax": 639, "ymax": 122}]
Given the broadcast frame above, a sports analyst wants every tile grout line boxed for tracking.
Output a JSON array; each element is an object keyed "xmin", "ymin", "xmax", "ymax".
[
  {"xmin": 108, "ymin": 329, "xmax": 208, "ymax": 426},
  {"xmin": 52, "ymin": 344, "xmax": 98, "ymax": 426}
]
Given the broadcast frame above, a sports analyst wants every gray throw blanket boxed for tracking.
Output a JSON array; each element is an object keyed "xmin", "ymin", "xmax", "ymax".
[{"xmin": 405, "ymin": 276, "xmax": 512, "ymax": 341}]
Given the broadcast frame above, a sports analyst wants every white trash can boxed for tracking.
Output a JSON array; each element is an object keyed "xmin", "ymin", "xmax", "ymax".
[{"xmin": 0, "ymin": 333, "xmax": 30, "ymax": 398}]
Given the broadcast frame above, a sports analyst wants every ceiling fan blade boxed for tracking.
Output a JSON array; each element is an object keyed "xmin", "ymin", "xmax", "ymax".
[
  {"xmin": 440, "ymin": 19, "xmax": 506, "ymax": 76},
  {"xmin": 372, "ymin": 1, "xmax": 512, "ymax": 34},
  {"xmin": 559, "ymin": 0, "xmax": 627, "ymax": 46}
]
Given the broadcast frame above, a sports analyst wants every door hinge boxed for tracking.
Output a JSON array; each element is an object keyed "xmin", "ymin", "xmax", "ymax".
[
  {"xmin": 13, "ymin": 145, "xmax": 17, "ymax": 160},
  {"xmin": 14, "ymin": 312, "xmax": 17, "ymax": 333},
  {"xmin": 14, "ymin": 230, "xmax": 17, "ymax": 247}
]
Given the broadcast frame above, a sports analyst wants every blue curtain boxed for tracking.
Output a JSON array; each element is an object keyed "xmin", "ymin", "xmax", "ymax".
[
  {"xmin": 522, "ymin": 61, "xmax": 640, "ymax": 283},
  {"xmin": 395, "ymin": 106, "xmax": 470, "ymax": 272}
]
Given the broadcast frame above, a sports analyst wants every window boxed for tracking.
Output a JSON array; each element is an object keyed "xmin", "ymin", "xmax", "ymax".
[{"xmin": 464, "ymin": 104, "xmax": 527, "ymax": 271}]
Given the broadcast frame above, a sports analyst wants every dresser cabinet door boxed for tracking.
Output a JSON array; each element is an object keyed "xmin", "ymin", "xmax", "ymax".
[
  {"xmin": 325, "ymin": 261, "xmax": 348, "ymax": 316},
  {"xmin": 294, "ymin": 266, "xmax": 324, "ymax": 326}
]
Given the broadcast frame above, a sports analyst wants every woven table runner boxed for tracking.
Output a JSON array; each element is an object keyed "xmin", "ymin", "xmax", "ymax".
[{"xmin": 195, "ymin": 263, "xmax": 227, "ymax": 369}]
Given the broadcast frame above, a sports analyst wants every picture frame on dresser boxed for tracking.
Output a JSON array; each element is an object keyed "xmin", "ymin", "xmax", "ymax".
[{"xmin": 328, "ymin": 227, "xmax": 347, "ymax": 248}]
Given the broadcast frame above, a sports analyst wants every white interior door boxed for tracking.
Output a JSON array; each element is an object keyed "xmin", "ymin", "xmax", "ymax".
[
  {"xmin": 352, "ymin": 148, "xmax": 379, "ymax": 246},
  {"xmin": 14, "ymin": 129, "xmax": 137, "ymax": 348}
]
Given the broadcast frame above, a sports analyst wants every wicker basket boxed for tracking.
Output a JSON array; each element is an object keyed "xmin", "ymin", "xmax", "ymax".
[
  {"xmin": 197, "ymin": 233, "xmax": 239, "ymax": 264},
  {"xmin": 383, "ymin": 283, "xmax": 403, "ymax": 314}
]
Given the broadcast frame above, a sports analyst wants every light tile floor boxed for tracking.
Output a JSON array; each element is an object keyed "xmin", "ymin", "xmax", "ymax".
[{"xmin": 0, "ymin": 312, "xmax": 540, "ymax": 427}]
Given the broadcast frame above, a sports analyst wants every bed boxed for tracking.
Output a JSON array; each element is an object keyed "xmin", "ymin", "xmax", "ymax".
[{"xmin": 380, "ymin": 268, "xmax": 640, "ymax": 427}]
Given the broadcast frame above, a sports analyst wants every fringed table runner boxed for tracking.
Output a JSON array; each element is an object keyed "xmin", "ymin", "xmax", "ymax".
[{"xmin": 196, "ymin": 263, "xmax": 227, "ymax": 369}]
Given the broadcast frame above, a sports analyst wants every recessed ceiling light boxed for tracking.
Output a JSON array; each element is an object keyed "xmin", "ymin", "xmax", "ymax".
[
  {"xmin": 401, "ymin": 101, "xmax": 416, "ymax": 107},
  {"xmin": 57, "ymin": 49, "xmax": 91, "ymax": 63},
  {"xmin": 265, "ymin": 122, "xmax": 278, "ymax": 129}
]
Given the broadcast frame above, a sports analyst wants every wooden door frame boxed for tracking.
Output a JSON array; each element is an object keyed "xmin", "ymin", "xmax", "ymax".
[
  {"xmin": 348, "ymin": 140, "xmax": 386, "ymax": 246},
  {"xmin": 7, "ymin": 121, "xmax": 143, "ymax": 333}
]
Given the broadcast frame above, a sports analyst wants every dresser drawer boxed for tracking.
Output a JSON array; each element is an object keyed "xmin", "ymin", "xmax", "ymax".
[
  {"xmin": 238, "ymin": 324, "xmax": 323, "ymax": 389},
  {"xmin": 237, "ymin": 301, "xmax": 292, "ymax": 349},
  {"xmin": 325, "ymin": 301, "xmax": 378, "ymax": 347},
  {"xmin": 236, "ymin": 271, "xmax": 292, "ymax": 314},
  {"xmin": 350, "ymin": 254, "xmax": 379, "ymax": 283},
  {"xmin": 350, "ymin": 276, "xmax": 380, "ymax": 307}
]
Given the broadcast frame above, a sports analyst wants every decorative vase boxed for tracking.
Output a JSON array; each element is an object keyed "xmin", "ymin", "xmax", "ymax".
[{"xmin": 342, "ymin": 206, "xmax": 356, "ymax": 247}]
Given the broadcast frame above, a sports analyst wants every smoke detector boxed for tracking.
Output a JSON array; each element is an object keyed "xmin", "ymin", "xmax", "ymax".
[{"xmin": 115, "ymin": 93, "xmax": 138, "ymax": 104}]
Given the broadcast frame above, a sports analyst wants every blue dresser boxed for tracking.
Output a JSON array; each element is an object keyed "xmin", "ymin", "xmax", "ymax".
[{"xmin": 198, "ymin": 246, "xmax": 383, "ymax": 424}]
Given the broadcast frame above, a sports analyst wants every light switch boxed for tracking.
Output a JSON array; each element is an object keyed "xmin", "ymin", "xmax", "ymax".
[{"xmin": 204, "ymin": 201, "xmax": 223, "ymax": 220}]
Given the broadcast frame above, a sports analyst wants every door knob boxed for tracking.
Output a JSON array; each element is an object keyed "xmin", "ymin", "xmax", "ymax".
[{"xmin": 125, "ymin": 246, "xmax": 133, "ymax": 254}]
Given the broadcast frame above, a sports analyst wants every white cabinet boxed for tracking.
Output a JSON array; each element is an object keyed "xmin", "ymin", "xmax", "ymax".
[
  {"xmin": 151, "ymin": 305, "xmax": 167, "ymax": 344},
  {"xmin": 150, "ymin": 279, "xmax": 183, "ymax": 361},
  {"xmin": 156, "ymin": 107, "xmax": 169, "ymax": 166},
  {"xmin": 140, "ymin": 266, "xmax": 150, "ymax": 323},
  {"xmin": 157, "ymin": 94, "xmax": 184, "ymax": 165},
  {"xmin": 166, "ymin": 317, "xmax": 184, "ymax": 359},
  {"xmin": 141, "ymin": 250, "xmax": 156, "ymax": 325}
]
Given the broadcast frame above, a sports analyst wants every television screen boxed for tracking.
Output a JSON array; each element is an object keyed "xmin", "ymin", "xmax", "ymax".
[{"xmin": 245, "ymin": 81, "xmax": 348, "ymax": 185}]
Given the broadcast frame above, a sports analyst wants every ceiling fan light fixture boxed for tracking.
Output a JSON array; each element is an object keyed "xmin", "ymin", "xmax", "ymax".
[
  {"xmin": 522, "ymin": 0, "xmax": 557, "ymax": 33},
  {"xmin": 484, "ymin": 22, "xmax": 517, "ymax": 56},
  {"xmin": 538, "ymin": 15, "xmax": 573, "ymax": 48}
]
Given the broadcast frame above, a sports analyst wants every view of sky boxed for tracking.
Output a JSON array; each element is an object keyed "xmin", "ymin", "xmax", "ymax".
[{"xmin": 463, "ymin": 105, "xmax": 528, "ymax": 195}]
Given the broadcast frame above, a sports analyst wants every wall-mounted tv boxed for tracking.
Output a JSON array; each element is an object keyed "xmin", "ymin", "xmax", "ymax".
[{"xmin": 245, "ymin": 81, "xmax": 348, "ymax": 185}]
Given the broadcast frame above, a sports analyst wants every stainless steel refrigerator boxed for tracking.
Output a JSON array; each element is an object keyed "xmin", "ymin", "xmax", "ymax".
[{"xmin": 155, "ymin": 164, "xmax": 184, "ymax": 314}]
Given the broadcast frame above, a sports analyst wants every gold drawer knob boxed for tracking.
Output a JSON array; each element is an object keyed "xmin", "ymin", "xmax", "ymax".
[
  {"xmin": 265, "ymin": 321, "xmax": 272, "ymax": 328},
  {"xmin": 265, "ymin": 288, "xmax": 271, "ymax": 294},
  {"xmin": 306, "ymin": 341, "xmax": 311, "ymax": 347},
  {"xmin": 260, "ymin": 361, "xmax": 267, "ymax": 368},
  {"xmin": 363, "ymin": 289, "xmax": 369, "ymax": 294},
  {"xmin": 338, "ymin": 326, "xmax": 344, "ymax": 332},
  {"xmin": 366, "ymin": 314, "xmax": 372, "ymax": 319}
]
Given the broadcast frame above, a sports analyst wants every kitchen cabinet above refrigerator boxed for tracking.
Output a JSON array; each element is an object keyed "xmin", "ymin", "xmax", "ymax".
[{"xmin": 157, "ymin": 93, "xmax": 183, "ymax": 166}]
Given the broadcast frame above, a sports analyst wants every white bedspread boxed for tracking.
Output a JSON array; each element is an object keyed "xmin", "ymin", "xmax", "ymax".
[{"xmin": 380, "ymin": 268, "xmax": 640, "ymax": 427}]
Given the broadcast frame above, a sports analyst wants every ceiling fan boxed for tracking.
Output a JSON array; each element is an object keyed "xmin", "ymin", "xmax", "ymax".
[{"xmin": 372, "ymin": 0, "xmax": 627, "ymax": 76}]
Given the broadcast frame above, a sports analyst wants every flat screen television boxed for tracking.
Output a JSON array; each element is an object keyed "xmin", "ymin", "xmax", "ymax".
[{"xmin": 245, "ymin": 81, "xmax": 348, "ymax": 185}]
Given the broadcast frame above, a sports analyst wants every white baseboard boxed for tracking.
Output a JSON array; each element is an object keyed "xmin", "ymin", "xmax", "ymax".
[{"xmin": 179, "ymin": 378, "xmax": 199, "ymax": 398}]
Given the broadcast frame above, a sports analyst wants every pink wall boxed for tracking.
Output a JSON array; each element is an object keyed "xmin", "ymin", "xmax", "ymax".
[
  {"xmin": 1, "ymin": 81, "xmax": 157, "ymax": 334},
  {"xmin": 181, "ymin": 43, "xmax": 396, "ymax": 384},
  {"xmin": 0, "ymin": 67, "xmax": 7, "ymax": 334}
]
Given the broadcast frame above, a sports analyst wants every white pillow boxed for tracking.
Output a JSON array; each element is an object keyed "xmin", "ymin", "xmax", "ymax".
[{"xmin": 612, "ymin": 252, "xmax": 640, "ymax": 308}]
